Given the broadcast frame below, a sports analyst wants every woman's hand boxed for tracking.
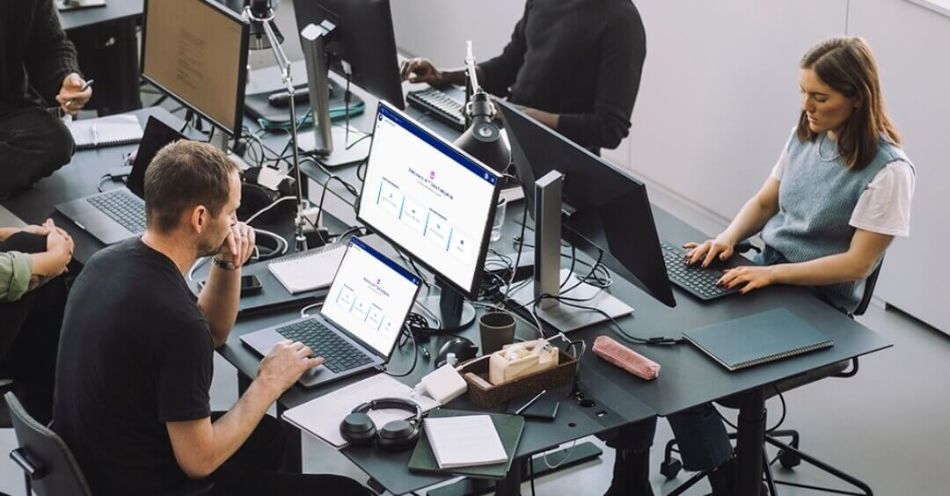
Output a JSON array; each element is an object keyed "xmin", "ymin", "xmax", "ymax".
[
  {"xmin": 718, "ymin": 266, "xmax": 777, "ymax": 294},
  {"xmin": 683, "ymin": 236, "xmax": 735, "ymax": 268}
]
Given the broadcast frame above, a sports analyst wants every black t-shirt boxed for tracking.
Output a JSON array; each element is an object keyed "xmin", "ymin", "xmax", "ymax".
[
  {"xmin": 53, "ymin": 238, "xmax": 213, "ymax": 496},
  {"xmin": 478, "ymin": 0, "xmax": 646, "ymax": 151}
]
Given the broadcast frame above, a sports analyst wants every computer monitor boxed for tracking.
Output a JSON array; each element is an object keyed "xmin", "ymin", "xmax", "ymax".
[
  {"xmin": 293, "ymin": 0, "xmax": 405, "ymax": 109},
  {"xmin": 498, "ymin": 101, "xmax": 676, "ymax": 320},
  {"xmin": 142, "ymin": 0, "xmax": 249, "ymax": 139},
  {"xmin": 357, "ymin": 102, "xmax": 501, "ymax": 329}
]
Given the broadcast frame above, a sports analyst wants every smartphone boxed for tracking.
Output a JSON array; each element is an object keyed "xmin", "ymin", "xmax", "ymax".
[
  {"xmin": 240, "ymin": 274, "xmax": 263, "ymax": 296},
  {"xmin": 196, "ymin": 274, "xmax": 263, "ymax": 296}
]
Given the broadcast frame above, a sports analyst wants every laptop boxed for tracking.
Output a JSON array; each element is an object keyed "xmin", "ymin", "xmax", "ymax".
[
  {"xmin": 241, "ymin": 237, "xmax": 422, "ymax": 388},
  {"xmin": 56, "ymin": 117, "xmax": 185, "ymax": 244}
]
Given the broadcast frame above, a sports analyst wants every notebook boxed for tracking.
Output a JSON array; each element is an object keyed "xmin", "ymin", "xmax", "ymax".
[
  {"xmin": 409, "ymin": 409, "xmax": 525, "ymax": 479},
  {"xmin": 68, "ymin": 114, "xmax": 143, "ymax": 150},
  {"xmin": 683, "ymin": 308, "xmax": 834, "ymax": 372},
  {"xmin": 267, "ymin": 242, "xmax": 347, "ymax": 294}
]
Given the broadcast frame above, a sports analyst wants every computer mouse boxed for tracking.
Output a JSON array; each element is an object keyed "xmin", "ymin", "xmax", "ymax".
[{"xmin": 435, "ymin": 337, "xmax": 479, "ymax": 368}]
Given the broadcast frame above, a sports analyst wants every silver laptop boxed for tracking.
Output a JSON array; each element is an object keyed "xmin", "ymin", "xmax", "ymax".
[
  {"xmin": 56, "ymin": 117, "xmax": 185, "ymax": 244},
  {"xmin": 241, "ymin": 237, "xmax": 422, "ymax": 388}
]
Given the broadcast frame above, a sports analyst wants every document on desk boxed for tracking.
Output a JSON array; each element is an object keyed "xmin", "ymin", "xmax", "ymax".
[
  {"xmin": 282, "ymin": 373, "xmax": 440, "ymax": 448},
  {"xmin": 423, "ymin": 415, "xmax": 508, "ymax": 469}
]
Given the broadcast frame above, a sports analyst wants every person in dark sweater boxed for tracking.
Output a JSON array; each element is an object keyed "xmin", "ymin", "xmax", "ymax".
[
  {"xmin": 0, "ymin": 0, "xmax": 92, "ymax": 199},
  {"xmin": 53, "ymin": 141, "xmax": 371, "ymax": 496},
  {"xmin": 401, "ymin": 0, "xmax": 646, "ymax": 153}
]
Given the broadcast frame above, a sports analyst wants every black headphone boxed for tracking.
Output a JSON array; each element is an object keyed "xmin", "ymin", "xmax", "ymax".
[
  {"xmin": 238, "ymin": 167, "xmax": 297, "ymax": 224},
  {"xmin": 339, "ymin": 397, "xmax": 422, "ymax": 451}
]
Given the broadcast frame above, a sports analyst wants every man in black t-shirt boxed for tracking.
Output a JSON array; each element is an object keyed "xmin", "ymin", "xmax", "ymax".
[
  {"xmin": 53, "ymin": 141, "xmax": 371, "ymax": 496},
  {"xmin": 401, "ymin": 0, "xmax": 646, "ymax": 153}
]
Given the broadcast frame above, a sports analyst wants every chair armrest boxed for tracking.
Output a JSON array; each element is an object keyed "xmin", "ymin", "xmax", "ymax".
[{"xmin": 10, "ymin": 448, "xmax": 45, "ymax": 480}]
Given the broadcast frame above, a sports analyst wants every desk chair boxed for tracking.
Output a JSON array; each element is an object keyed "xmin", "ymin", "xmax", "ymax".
[
  {"xmin": 4, "ymin": 392, "xmax": 214, "ymax": 496},
  {"xmin": 659, "ymin": 262, "xmax": 884, "ymax": 496}
]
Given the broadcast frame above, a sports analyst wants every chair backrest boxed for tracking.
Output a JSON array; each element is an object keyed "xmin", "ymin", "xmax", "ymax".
[
  {"xmin": 4, "ymin": 392, "xmax": 92, "ymax": 496},
  {"xmin": 853, "ymin": 257, "xmax": 885, "ymax": 317}
]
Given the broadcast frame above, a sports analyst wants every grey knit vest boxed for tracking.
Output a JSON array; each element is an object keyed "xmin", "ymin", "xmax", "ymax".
[{"xmin": 761, "ymin": 132, "xmax": 911, "ymax": 313}]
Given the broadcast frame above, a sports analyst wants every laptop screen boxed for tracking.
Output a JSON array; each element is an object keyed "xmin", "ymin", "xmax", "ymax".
[
  {"xmin": 321, "ymin": 237, "xmax": 422, "ymax": 357},
  {"xmin": 127, "ymin": 117, "xmax": 187, "ymax": 197}
]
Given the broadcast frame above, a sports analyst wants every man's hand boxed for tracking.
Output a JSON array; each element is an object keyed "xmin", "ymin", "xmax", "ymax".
[
  {"xmin": 55, "ymin": 73, "xmax": 92, "ymax": 115},
  {"xmin": 216, "ymin": 222, "xmax": 255, "ymax": 268},
  {"xmin": 400, "ymin": 58, "xmax": 445, "ymax": 86},
  {"xmin": 257, "ymin": 340, "xmax": 324, "ymax": 396}
]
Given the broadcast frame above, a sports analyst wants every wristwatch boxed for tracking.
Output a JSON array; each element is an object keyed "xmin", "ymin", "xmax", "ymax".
[{"xmin": 212, "ymin": 257, "xmax": 237, "ymax": 271}]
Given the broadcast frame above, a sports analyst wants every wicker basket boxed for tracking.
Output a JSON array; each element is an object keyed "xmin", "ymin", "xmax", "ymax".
[{"xmin": 458, "ymin": 351, "xmax": 578, "ymax": 408}]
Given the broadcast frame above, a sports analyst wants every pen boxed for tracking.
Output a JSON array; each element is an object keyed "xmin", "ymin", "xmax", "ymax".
[
  {"xmin": 64, "ymin": 78, "xmax": 94, "ymax": 110},
  {"xmin": 515, "ymin": 389, "xmax": 547, "ymax": 415}
]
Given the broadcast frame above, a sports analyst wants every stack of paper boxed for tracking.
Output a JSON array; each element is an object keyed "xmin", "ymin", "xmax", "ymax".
[{"xmin": 423, "ymin": 415, "xmax": 508, "ymax": 469}]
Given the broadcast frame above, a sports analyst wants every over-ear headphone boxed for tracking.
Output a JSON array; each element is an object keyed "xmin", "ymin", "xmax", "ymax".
[
  {"xmin": 238, "ymin": 167, "xmax": 297, "ymax": 224},
  {"xmin": 339, "ymin": 397, "xmax": 422, "ymax": 451}
]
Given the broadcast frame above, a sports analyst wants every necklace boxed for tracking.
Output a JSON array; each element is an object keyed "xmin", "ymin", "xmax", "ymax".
[{"xmin": 817, "ymin": 134, "xmax": 840, "ymax": 162}]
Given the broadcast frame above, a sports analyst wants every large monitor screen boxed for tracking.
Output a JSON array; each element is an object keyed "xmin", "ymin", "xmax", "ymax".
[
  {"xmin": 358, "ymin": 102, "xmax": 500, "ymax": 298},
  {"xmin": 142, "ymin": 0, "xmax": 248, "ymax": 135}
]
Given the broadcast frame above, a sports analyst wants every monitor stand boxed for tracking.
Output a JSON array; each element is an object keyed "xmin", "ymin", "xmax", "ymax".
[
  {"xmin": 299, "ymin": 21, "xmax": 371, "ymax": 168},
  {"xmin": 509, "ymin": 269, "xmax": 632, "ymax": 334},
  {"xmin": 296, "ymin": 126, "xmax": 371, "ymax": 167},
  {"xmin": 420, "ymin": 278, "xmax": 476, "ymax": 332},
  {"xmin": 508, "ymin": 170, "xmax": 632, "ymax": 334}
]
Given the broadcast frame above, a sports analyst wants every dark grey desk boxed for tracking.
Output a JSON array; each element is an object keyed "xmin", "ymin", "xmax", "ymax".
[{"xmin": 57, "ymin": 0, "xmax": 143, "ymax": 31}]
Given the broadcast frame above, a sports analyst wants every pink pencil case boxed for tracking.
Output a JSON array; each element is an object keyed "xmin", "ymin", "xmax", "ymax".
[{"xmin": 592, "ymin": 335, "xmax": 660, "ymax": 380}]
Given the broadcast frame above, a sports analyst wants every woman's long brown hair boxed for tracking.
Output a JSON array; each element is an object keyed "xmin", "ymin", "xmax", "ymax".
[{"xmin": 797, "ymin": 37, "xmax": 901, "ymax": 170}]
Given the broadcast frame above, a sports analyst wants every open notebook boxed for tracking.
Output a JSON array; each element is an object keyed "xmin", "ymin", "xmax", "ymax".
[{"xmin": 68, "ymin": 114, "xmax": 143, "ymax": 150}]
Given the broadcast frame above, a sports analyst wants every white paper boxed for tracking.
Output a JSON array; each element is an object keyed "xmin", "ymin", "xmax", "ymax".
[
  {"xmin": 424, "ymin": 415, "xmax": 508, "ymax": 469},
  {"xmin": 282, "ymin": 373, "xmax": 440, "ymax": 448}
]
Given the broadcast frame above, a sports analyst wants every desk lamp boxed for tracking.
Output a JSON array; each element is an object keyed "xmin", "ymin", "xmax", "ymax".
[
  {"xmin": 244, "ymin": 0, "xmax": 310, "ymax": 252},
  {"xmin": 453, "ymin": 42, "xmax": 511, "ymax": 174}
]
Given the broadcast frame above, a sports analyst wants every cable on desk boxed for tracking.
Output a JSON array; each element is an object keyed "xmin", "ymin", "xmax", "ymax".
[
  {"xmin": 300, "ymin": 302, "xmax": 323, "ymax": 318},
  {"xmin": 97, "ymin": 173, "xmax": 112, "ymax": 192},
  {"xmin": 252, "ymin": 227, "xmax": 289, "ymax": 260},
  {"xmin": 384, "ymin": 321, "xmax": 420, "ymax": 378}
]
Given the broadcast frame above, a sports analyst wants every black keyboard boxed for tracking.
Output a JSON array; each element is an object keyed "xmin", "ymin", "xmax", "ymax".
[
  {"xmin": 275, "ymin": 318, "xmax": 373, "ymax": 373},
  {"xmin": 87, "ymin": 190, "xmax": 146, "ymax": 234},
  {"xmin": 661, "ymin": 241, "xmax": 739, "ymax": 301},
  {"xmin": 406, "ymin": 87, "xmax": 467, "ymax": 131}
]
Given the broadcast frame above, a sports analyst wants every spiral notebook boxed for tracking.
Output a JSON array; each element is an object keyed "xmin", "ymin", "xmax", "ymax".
[
  {"xmin": 68, "ymin": 115, "xmax": 143, "ymax": 150},
  {"xmin": 683, "ymin": 308, "xmax": 834, "ymax": 372}
]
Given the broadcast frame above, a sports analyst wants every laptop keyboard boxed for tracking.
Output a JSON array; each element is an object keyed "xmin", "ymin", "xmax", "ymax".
[
  {"xmin": 275, "ymin": 318, "xmax": 373, "ymax": 373},
  {"xmin": 87, "ymin": 190, "xmax": 146, "ymax": 234},
  {"xmin": 661, "ymin": 241, "xmax": 739, "ymax": 301}
]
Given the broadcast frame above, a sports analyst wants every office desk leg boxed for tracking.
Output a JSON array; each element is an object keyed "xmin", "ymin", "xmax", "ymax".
[
  {"xmin": 494, "ymin": 457, "xmax": 526, "ymax": 496},
  {"xmin": 735, "ymin": 388, "xmax": 766, "ymax": 496}
]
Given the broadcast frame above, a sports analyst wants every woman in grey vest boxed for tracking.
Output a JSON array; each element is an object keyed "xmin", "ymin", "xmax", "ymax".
[
  {"xmin": 688, "ymin": 36, "xmax": 914, "ymax": 312},
  {"xmin": 665, "ymin": 37, "xmax": 915, "ymax": 494}
]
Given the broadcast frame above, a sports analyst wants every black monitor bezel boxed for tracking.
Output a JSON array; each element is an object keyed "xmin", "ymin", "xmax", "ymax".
[
  {"xmin": 141, "ymin": 0, "xmax": 249, "ymax": 137},
  {"xmin": 356, "ymin": 101, "xmax": 501, "ymax": 300}
]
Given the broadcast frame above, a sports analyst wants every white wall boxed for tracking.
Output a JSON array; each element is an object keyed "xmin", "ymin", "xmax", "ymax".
[
  {"xmin": 390, "ymin": 0, "xmax": 950, "ymax": 333},
  {"xmin": 848, "ymin": 0, "xmax": 950, "ymax": 333}
]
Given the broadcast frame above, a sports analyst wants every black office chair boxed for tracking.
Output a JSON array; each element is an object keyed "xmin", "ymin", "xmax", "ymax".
[
  {"xmin": 4, "ymin": 392, "xmax": 214, "ymax": 496},
  {"xmin": 5, "ymin": 391, "xmax": 92, "ymax": 496},
  {"xmin": 659, "ymin": 261, "xmax": 885, "ymax": 496}
]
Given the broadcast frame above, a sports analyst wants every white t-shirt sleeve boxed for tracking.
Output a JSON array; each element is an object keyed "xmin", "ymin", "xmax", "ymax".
[
  {"xmin": 770, "ymin": 128, "xmax": 796, "ymax": 181},
  {"xmin": 849, "ymin": 160, "xmax": 915, "ymax": 237}
]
